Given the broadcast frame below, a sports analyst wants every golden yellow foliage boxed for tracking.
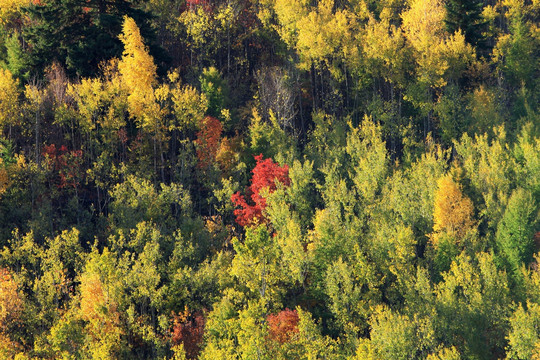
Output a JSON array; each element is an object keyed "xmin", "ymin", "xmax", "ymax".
[
  {"xmin": 68, "ymin": 61, "xmax": 128, "ymax": 134},
  {"xmin": 440, "ymin": 30, "xmax": 477, "ymax": 82},
  {"xmin": 0, "ymin": 160, "xmax": 8, "ymax": 197},
  {"xmin": 362, "ymin": 11, "xmax": 408, "ymax": 86},
  {"xmin": 272, "ymin": 0, "xmax": 310, "ymax": 47},
  {"xmin": 0, "ymin": 268, "xmax": 24, "ymax": 358},
  {"xmin": 79, "ymin": 272, "xmax": 124, "ymax": 358},
  {"xmin": 118, "ymin": 16, "xmax": 157, "ymax": 125},
  {"xmin": 0, "ymin": 0, "xmax": 30, "ymax": 26},
  {"xmin": 0, "ymin": 68, "xmax": 20, "ymax": 131},
  {"xmin": 0, "ymin": 268, "xmax": 23, "ymax": 333},
  {"xmin": 401, "ymin": 0, "xmax": 448, "ymax": 88},
  {"xmin": 295, "ymin": 0, "xmax": 359, "ymax": 71},
  {"xmin": 432, "ymin": 175, "xmax": 474, "ymax": 246}
]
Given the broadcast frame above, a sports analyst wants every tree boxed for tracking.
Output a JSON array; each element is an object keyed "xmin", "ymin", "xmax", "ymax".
[
  {"xmin": 170, "ymin": 308, "xmax": 205, "ymax": 359},
  {"xmin": 267, "ymin": 308, "xmax": 299, "ymax": 344},
  {"xmin": 23, "ymin": 0, "xmax": 152, "ymax": 76},
  {"xmin": 195, "ymin": 116, "xmax": 223, "ymax": 169},
  {"xmin": 231, "ymin": 154, "xmax": 290, "ymax": 227},
  {"xmin": 401, "ymin": 0, "xmax": 448, "ymax": 89},
  {"xmin": 435, "ymin": 252, "xmax": 511, "ymax": 358},
  {"xmin": 507, "ymin": 302, "xmax": 540, "ymax": 360},
  {"xmin": 0, "ymin": 268, "xmax": 24, "ymax": 356},
  {"xmin": 118, "ymin": 16, "xmax": 157, "ymax": 125},
  {"xmin": 368, "ymin": 305, "xmax": 435, "ymax": 360},
  {"xmin": 0, "ymin": 68, "xmax": 20, "ymax": 138},
  {"xmin": 496, "ymin": 188, "xmax": 538, "ymax": 274},
  {"xmin": 445, "ymin": 0, "xmax": 487, "ymax": 47},
  {"xmin": 432, "ymin": 174, "xmax": 475, "ymax": 247},
  {"xmin": 230, "ymin": 225, "xmax": 288, "ymax": 303}
]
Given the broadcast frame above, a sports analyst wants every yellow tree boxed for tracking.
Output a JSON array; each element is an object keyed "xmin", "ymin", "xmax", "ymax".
[
  {"xmin": 0, "ymin": 0, "xmax": 30, "ymax": 27},
  {"xmin": 79, "ymin": 272, "xmax": 124, "ymax": 358},
  {"xmin": 295, "ymin": 0, "xmax": 359, "ymax": 75},
  {"xmin": 0, "ymin": 268, "xmax": 24, "ymax": 357},
  {"xmin": 0, "ymin": 68, "xmax": 20, "ymax": 139},
  {"xmin": 118, "ymin": 16, "xmax": 168, "ymax": 179},
  {"xmin": 362, "ymin": 8, "xmax": 410, "ymax": 88},
  {"xmin": 118, "ymin": 16, "xmax": 157, "ymax": 128},
  {"xmin": 401, "ymin": 0, "xmax": 448, "ymax": 89},
  {"xmin": 432, "ymin": 174, "xmax": 475, "ymax": 247},
  {"xmin": 401, "ymin": 0, "xmax": 477, "ymax": 136}
]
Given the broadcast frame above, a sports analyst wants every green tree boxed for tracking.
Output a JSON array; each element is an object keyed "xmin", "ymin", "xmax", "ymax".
[
  {"xmin": 23, "ymin": 0, "xmax": 152, "ymax": 76},
  {"xmin": 445, "ymin": 0, "xmax": 487, "ymax": 47},
  {"xmin": 496, "ymin": 188, "xmax": 538, "ymax": 275}
]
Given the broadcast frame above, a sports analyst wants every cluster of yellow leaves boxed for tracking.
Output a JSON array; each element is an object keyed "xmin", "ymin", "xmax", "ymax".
[
  {"xmin": 79, "ymin": 272, "xmax": 124, "ymax": 358},
  {"xmin": 432, "ymin": 175, "xmax": 474, "ymax": 246},
  {"xmin": 68, "ymin": 60, "xmax": 127, "ymax": 133},
  {"xmin": 118, "ymin": 16, "xmax": 157, "ymax": 127},
  {"xmin": 0, "ymin": 68, "xmax": 20, "ymax": 131},
  {"xmin": 0, "ymin": 0, "xmax": 30, "ymax": 26},
  {"xmin": 170, "ymin": 81, "xmax": 208, "ymax": 131},
  {"xmin": 401, "ymin": 0, "xmax": 476, "ymax": 88},
  {"xmin": 295, "ymin": 0, "xmax": 359, "ymax": 72},
  {"xmin": 178, "ymin": 3, "xmax": 239, "ymax": 57},
  {"xmin": 271, "ymin": 0, "xmax": 310, "ymax": 47},
  {"xmin": 0, "ymin": 268, "xmax": 23, "ymax": 333},
  {"xmin": 0, "ymin": 159, "xmax": 7, "ymax": 197},
  {"xmin": 0, "ymin": 268, "xmax": 24, "ymax": 357},
  {"xmin": 362, "ymin": 9, "xmax": 408, "ymax": 86}
]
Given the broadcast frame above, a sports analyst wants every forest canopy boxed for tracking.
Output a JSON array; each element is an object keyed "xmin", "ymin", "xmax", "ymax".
[{"xmin": 0, "ymin": 0, "xmax": 539, "ymax": 358}]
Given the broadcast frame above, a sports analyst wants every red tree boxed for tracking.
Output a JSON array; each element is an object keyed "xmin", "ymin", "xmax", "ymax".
[
  {"xmin": 195, "ymin": 116, "xmax": 223, "ymax": 169},
  {"xmin": 267, "ymin": 308, "xmax": 299, "ymax": 344},
  {"xmin": 170, "ymin": 309, "xmax": 205, "ymax": 360},
  {"xmin": 231, "ymin": 154, "xmax": 290, "ymax": 227},
  {"xmin": 42, "ymin": 144, "xmax": 83, "ymax": 189}
]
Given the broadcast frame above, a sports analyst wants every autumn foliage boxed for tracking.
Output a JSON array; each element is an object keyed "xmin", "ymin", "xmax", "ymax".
[
  {"xmin": 267, "ymin": 308, "xmax": 299, "ymax": 344},
  {"xmin": 43, "ymin": 144, "xmax": 83, "ymax": 189},
  {"xmin": 0, "ymin": 268, "xmax": 23, "ymax": 333},
  {"xmin": 432, "ymin": 175, "xmax": 474, "ymax": 246},
  {"xmin": 195, "ymin": 116, "xmax": 223, "ymax": 169},
  {"xmin": 171, "ymin": 309, "xmax": 205, "ymax": 359},
  {"xmin": 231, "ymin": 154, "xmax": 290, "ymax": 227}
]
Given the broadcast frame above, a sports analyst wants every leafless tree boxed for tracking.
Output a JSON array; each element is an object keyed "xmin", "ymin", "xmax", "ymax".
[{"xmin": 256, "ymin": 66, "xmax": 297, "ymax": 131}]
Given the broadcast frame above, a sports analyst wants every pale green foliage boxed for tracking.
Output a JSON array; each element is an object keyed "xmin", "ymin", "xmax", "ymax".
[
  {"xmin": 109, "ymin": 174, "xmax": 191, "ymax": 232},
  {"xmin": 506, "ymin": 302, "xmax": 540, "ymax": 360},
  {"xmin": 513, "ymin": 123, "xmax": 540, "ymax": 196},
  {"xmin": 169, "ymin": 75, "xmax": 208, "ymax": 131},
  {"xmin": 383, "ymin": 139, "xmax": 448, "ymax": 235},
  {"xmin": 496, "ymin": 188, "xmax": 538, "ymax": 274},
  {"xmin": 369, "ymin": 305, "xmax": 435, "ymax": 360},
  {"xmin": 273, "ymin": 219, "xmax": 311, "ymax": 284},
  {"xmin": 248, "ymin": 108, "xmax": 295, "ymax": 163},
  {"xmin": 324, "ymin": 258, "xmax": 364, "ymax": 334},
  {"xmin": 455, "ymin": 127, "xmax": 513, "ymax": 230},
  {"xmin": 306, "ymin": 111, "xmax": 347, "ymax": 169},
  {"xmin": 231, "ymin": 225, "xmax": 289, "ymax": 304},
  {"xmin": 346, "ymin": 116, "xmax": 388, "ymax": 206},
  {"xmin": 435, "ymin": 252, "xmax": 511, "ymax": 358}
]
